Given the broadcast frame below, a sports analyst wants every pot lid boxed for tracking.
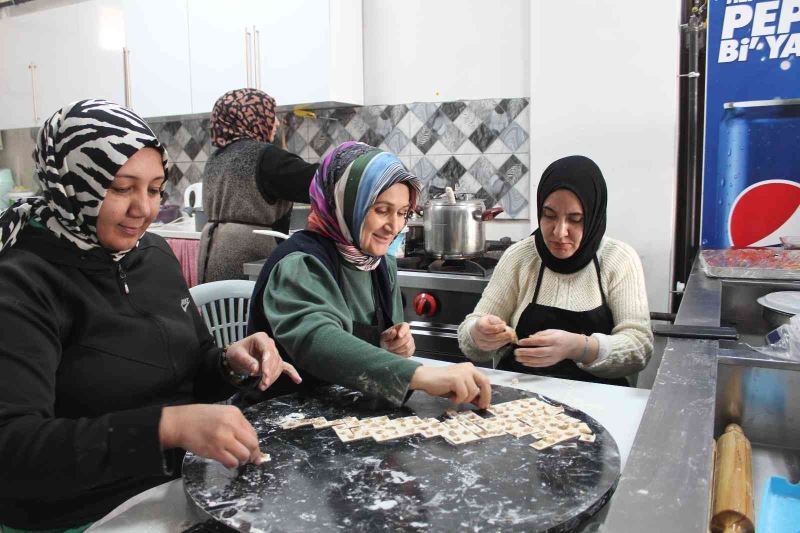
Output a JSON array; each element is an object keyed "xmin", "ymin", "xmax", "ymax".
[
  {"xmin": 427, "ymin": 197, "xmax": 485, "ymax": 207},
  {"xmin": 757, "ymin": 291, "xmax": 800, "ymax": 316}
]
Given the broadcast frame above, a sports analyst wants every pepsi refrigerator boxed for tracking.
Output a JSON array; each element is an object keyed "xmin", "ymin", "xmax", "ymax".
[{"xmin": 702, "ymin": 0, "xmax": 800, "ymax": 248}]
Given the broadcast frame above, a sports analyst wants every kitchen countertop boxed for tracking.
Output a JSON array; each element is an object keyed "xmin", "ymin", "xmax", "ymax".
[
  {"xmin": 147, "ymin": 217, "xmax": 202, "ymax": 240},
  {"xmin": 87, "ymin": 361, "xmax": 650, "ymax": 532},
  {"xmin": 601, "ymin": 256, "xmax": 800, "ymax": 532}
]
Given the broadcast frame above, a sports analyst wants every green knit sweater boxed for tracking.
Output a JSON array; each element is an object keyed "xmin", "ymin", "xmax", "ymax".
[{"xmin": 263, "ymin": 252, "xmax": 421, "ymax": 405}]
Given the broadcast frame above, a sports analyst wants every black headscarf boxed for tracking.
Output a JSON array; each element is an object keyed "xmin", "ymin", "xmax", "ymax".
[{"xmin": 533, "ymin": 155, "xmax": 607, "ymax": 274}]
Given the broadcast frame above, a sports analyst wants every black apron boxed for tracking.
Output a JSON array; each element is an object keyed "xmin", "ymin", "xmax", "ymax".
[
  {"xmin": 497, "ymin": 257, "xmax": 628, "ymax": 386},
  {"xmin": 345, "ymin": 266, "xmax": 390, "ymax": 348}
]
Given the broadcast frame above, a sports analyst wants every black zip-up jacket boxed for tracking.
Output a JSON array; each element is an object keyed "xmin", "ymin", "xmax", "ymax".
[{"xmin": 0, "ymin": 225, "xmax": 235, "ymax": 529}]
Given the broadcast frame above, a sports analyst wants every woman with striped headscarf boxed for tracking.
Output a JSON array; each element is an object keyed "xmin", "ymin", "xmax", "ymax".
[
  {"xmin": 0, "ymin": 100, "xmax": 299, "ymax": 532},
  {"xmin": 248, "ymin": 141, "xmax": 491, "ymax": 407},
  {"xmin": 198, "ymin": 88, "xmax": 318, "ymax": 283}
]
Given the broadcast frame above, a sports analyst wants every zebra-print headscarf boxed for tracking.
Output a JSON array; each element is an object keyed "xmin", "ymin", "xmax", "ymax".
[{"xmin": 0, "ymin": 99, "xmax": 168, "ymax": 261}]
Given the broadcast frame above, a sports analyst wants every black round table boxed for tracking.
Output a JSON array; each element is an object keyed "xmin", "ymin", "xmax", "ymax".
[{"xmin": 183, "ymin": 385, "xmax": 620, "ymax": 532}]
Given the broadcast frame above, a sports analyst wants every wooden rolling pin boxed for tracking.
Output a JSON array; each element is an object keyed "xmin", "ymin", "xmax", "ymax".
[{"xmin": 710, "ymin": 423, "xmax": 754, "ymax": 533}]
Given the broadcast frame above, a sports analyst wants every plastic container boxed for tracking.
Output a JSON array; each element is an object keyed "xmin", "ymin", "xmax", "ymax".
[
  {"xmin": 0, "ymin": 169, "xmax": 14, "ymax": 208},
  {"xmin": 387, "ymin": 227, "xmax": 407, "ymax": 257},
  {"xmin": 757, "ymin": 476, "xmax": 800, "ymax": 533}
]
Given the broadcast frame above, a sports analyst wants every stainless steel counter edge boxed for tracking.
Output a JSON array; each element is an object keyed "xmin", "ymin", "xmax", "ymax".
[
  {"xmin": 397, "ymin": 269, "xmax": 490, "ymax": 293},
  {"xmin": 244, "ymin": 260, "xmax": 493, "ymax": 294},
  {"xmin": 601, "ymin": 259, "xmax": 719, "ymax": 532}
]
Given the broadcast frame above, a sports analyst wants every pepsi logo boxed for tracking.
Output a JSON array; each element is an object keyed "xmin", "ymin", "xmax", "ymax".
[{"xmin": 728, "ymin": 179, "xmax": 800, "ymax": 247}]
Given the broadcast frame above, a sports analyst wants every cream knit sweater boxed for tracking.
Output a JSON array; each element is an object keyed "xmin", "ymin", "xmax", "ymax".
[{"xmin": 457, "ymin": 236, "xmax": 653, "ymax": 379}]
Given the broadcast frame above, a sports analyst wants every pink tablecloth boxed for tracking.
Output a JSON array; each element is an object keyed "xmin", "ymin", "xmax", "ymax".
[{"xmin": 166, "ymin": 238, "xmax": 200, "ymax": 288}]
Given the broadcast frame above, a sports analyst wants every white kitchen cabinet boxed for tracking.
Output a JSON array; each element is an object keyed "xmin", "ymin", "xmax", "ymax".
[
  {"xmin": 0, "ymin": 16, "xmax": 37, "ymax": 130},
  {"xmin": 187, "ymin": 0, "xmax": 363, "ymax": 113},
  {"xmin": 0, "ymin": 2, "xmax": 125, "ymax": 130},
  {"xmin": 187, "ymin": 0, "xmax": 254, "ymax": 114},
  {"xmin": 0, "ymin": 0, "xmax": 363, "ymax": 130},
  {"xmin": 117, "ymin": 0, "xmax": 193, "ymax": 118}
]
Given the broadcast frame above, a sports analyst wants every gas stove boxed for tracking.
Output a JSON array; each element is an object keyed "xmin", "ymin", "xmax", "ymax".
[
  {"xmin": 396, "ymin": 254, "xmax": 500, "ymax": 277},
  {"xmin": 396, "ymin": 238, "xmax": 515, "ymax": 364}
]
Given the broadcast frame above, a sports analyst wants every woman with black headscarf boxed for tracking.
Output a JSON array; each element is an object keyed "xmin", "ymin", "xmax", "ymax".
[
  {"xmin": 457, "ymin": 156, "xmax": 652, "ymax": 385},
  {"xmin": 198, "ymin": 88, "xmax": 319, "ymax": 282}
]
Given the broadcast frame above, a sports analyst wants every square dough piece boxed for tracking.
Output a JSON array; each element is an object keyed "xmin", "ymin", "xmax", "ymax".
[
  {"xmin": 347, "ymin": 426, "xmax": 375, "ymax": 441},
  {"xmin": 333, "ymin": 426, "xmax": 358, "ymax": 442},
  {"xmin": 530, "ymin": 430, "xmax": 581, "ymax": 450},
  {"xmin": 281, "ymin": 418, "xmax": 314, "ymax": 430},
  {"xmin": 543, "ymin": 405, "xmax": 565, "ymax": 415},
  {"xmin": 442, "ymin": 427, "xmax": 481, "ymax": 445},
  {"xmin": 456, "ymin": 411, "xmax": 485, "ymax": 423},
  {"xmin": 507, "ymin": 327, "xmax": 520, "ymax": 345},
  {"xmin": 502, "ymin": 420, "xmax": 537, "ymax": 438},
  {"xmin": 359, "ymin": 416, "xmax": 390, "ymax": 428},
  {"xmin": 340, "ymin": 417, "xmax": 362, "ymax": 428},
  {"xmin": 372, "ymin": 426, "xmax": 404, "ymax": 442}
]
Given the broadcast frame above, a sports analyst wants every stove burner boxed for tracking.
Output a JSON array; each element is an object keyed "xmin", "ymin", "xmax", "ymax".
[
  {"xmin": 396, "ymin": 256, "xmax": 424, "ymax": 270},
  {"xmin": 428, "ymin": 259, "xmax": 489, "ymax": 276},
  {"xmin": 397, "ymin": 239, "xmax": 510, "ymax": 278}
]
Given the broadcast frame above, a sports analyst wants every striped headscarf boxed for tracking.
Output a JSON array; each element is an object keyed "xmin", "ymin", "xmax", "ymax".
[
  {"xmin": 0, "ymin": 99, "xmax": 168, "ymax": 261},
  {"xmin": 307, "ymin": 141, "xmax": 421, "ymax": 271},
  {"xmin": 211, "ymin": 88, "xmax": 276, "ymax": 148}
]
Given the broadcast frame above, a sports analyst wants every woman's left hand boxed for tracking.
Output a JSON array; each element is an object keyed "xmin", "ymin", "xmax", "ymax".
[
  {"xmin": 225, "ymin": 332, "xmax": 302, "ymax": 391},
  {"xmin": 513, "ymin": 329, "xmax": 584, "ymax": 368},
  {"xmin": 380, "ymin": 322, "xmax": 415, "ymax": 357}
]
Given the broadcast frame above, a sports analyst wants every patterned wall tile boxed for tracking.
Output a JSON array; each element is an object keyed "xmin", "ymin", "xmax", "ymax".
[
  {"xmin": 277, "ymin": 97, "xmax": 531, "ymax": 218},
  {"xmin": 131, "ymin": 98, "xmax": 529, "ymax": 215},
  {"xmin": 164, "ymin": 161, "xmax": 205, "ymax": 206}
]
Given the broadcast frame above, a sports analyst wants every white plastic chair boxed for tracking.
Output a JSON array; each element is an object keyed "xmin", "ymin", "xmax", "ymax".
[{"xmin": 189, "ymin": 280, "xmax": 256, "ymax": 348}]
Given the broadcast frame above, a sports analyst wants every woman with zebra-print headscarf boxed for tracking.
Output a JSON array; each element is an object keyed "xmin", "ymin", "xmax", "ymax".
[{"xmin": 0, "ymin": 100, "xmax": 299, "ymax": 532}]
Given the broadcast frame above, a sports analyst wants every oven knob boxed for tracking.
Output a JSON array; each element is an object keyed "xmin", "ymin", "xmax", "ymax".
[{"xmin": 413, "ymin": 293, "xmax": 437, "ymax": 318}]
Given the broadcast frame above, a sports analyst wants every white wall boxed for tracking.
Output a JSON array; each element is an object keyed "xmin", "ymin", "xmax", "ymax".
[
  {"xmin": 363, "ymin": 0, "xmax": 532, "ymax": 241},
  {"xmin": 530, "ymin": 1, "xmax": 680, "ymax": 312},
  {"xmin": 363, "ymin": 0, "xmax": 679, "ymax": 311},
  {"xmin": 362, "ymin": 0, "xmax": 530, "ymax": 104}
]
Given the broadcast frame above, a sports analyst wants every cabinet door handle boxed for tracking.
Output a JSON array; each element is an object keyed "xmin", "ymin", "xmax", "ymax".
[
  {"xmin": 244, "ymin": 27, "xmax": 253, "ymax": 88},
  {"xmin": 254, "ymin": 27, "xmax": 261, "ymax": 90},
  {"xmin": 28, "ymin": 63, "xmax": 39, "ymax": 123},
  {"xmin": 123, "ymin": 47, "xmax": 132, "ymax": 107}
]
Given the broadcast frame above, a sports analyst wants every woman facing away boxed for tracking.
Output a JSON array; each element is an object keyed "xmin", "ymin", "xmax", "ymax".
[{"xmin": 198, "ymin": 88, "xmax": 319, "ymax": 282}]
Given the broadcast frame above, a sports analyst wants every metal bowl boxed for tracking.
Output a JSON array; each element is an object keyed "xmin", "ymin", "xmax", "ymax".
[
  {"xmin": 758, "ymin": 291, "xmax": 800, "ymax": 329},
  {"xmin": 762, "ymin": 306, "xmax": 794, "ymax": 330}
]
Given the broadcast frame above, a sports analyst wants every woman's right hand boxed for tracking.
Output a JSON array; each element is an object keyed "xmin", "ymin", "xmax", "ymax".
[
  {"xmin": 159, "ymin": 404, "xmax": 266, "ymax": 469},
  {"xmin": 409, "ymin": 363, "xmax": 492, "ymax": 409},
  {"xmin": 471, "ymin": 315, "xmax": 514, "ymax": 351}
]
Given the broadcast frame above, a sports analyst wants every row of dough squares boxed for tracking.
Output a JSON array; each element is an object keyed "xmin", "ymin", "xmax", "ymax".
[{"xmin": 278, "ymin": 397, "xmax": 596, "ymax": 450}]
